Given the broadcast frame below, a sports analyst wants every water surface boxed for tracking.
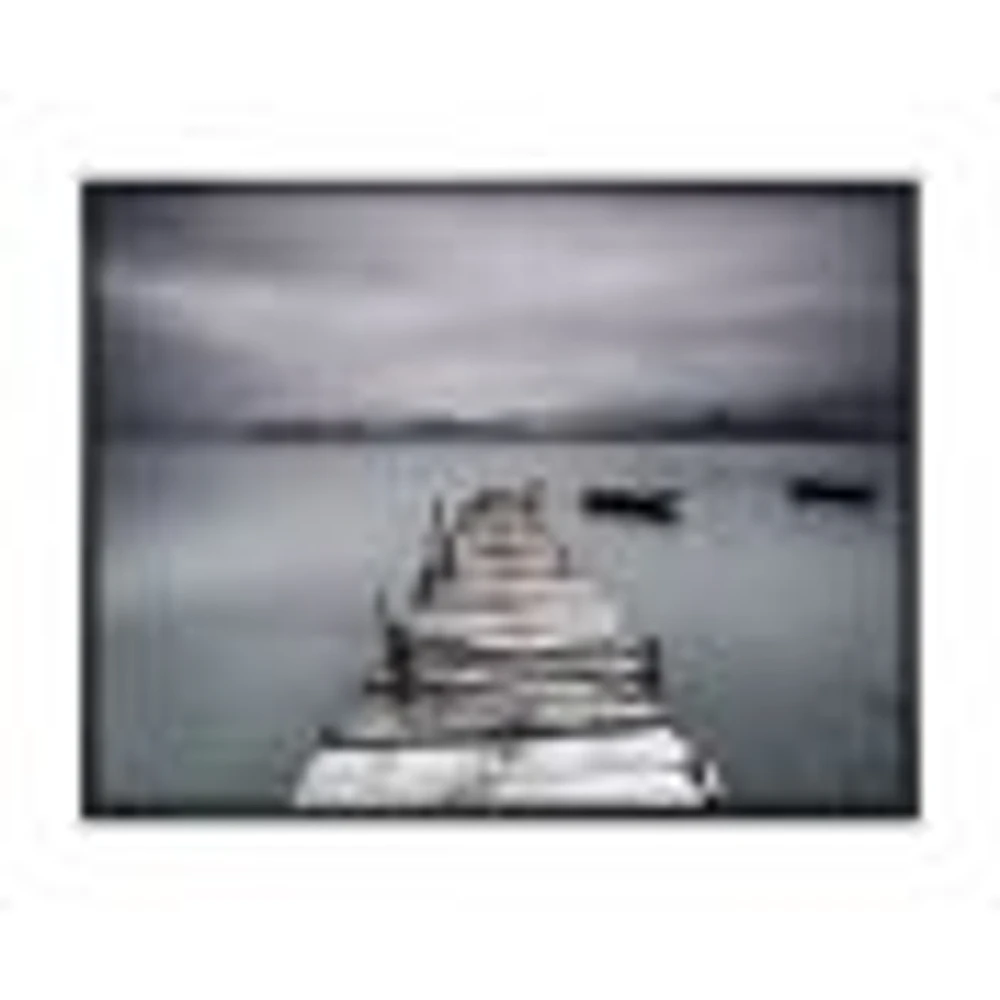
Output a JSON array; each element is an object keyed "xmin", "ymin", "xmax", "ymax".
[{"xmin": 95, "ymin": 441, "xmax": 909, "ymax": 811}]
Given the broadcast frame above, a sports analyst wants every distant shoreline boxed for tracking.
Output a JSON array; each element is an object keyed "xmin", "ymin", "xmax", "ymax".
[{"xmin": 96, "ymin": 429, "xmax": 907, "ymax": 446}]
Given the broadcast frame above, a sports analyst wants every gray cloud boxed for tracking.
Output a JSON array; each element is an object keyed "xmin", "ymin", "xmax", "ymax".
[{"xmin": 89, "ymin": 187, "xmax": 910, "ymax": 424}]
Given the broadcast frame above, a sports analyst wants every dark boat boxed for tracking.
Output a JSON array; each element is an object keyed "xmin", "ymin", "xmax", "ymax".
[
  {"xmin": 787, "ymin": 476, "xmax": 877, "ymax": 506},
  {"xmin": 580, "ymin": 487, "xmax": 681, "ymax": 523}
]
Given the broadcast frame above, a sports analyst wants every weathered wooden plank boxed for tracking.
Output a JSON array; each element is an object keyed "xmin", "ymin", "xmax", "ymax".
[
  {"xmin": 292, "ymin": 482, "xmax": 723, "ymax": 809},
  {"xmin": 294, "ymin": 721, "xmax": 716, "ymax": 809}
]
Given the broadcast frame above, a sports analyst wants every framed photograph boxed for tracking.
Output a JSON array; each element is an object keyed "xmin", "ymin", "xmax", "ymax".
[{"xmin": 82, "ymin": 182, "xmax": 918, "ymax": 817}]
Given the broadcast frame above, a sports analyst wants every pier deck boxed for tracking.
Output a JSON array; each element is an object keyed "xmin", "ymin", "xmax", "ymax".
[{"xmin": 293, "ymin": 483, "xmax": 722, "ymax": 810}]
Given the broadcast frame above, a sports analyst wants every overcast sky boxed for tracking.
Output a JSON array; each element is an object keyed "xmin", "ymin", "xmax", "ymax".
[{"xmin": 91, "ymin": 187, "xmax": 910, "ymax": 425}]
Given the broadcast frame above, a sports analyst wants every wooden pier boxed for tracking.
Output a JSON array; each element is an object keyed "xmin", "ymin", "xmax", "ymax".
[{"xmin": 293, "ymin": 482, "xmax": 723, "ymax": 810}]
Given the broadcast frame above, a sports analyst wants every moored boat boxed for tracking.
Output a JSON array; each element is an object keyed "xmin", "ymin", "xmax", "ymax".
[
  {"xmin": 787, "ymin": 476, "xmax": 877, "ymax": 506},
  {"xmin": 580, "ymin": 486, "xmax": 682, "ymax": 523}
]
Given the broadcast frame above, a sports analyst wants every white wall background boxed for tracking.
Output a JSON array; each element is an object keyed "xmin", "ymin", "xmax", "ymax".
[{"xmin": 1, "ymin": 2, "xmax": 998, "ymax": 996}]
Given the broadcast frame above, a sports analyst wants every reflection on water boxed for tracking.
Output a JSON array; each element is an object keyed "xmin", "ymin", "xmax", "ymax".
[{"xmin": 95, "ymin": 441, "xmax": 909, "ymax": 811}]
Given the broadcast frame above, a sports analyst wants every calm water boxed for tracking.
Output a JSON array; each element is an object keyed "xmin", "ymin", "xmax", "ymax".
[{"xmin": 95, "ymin": 441, "xmax": 910, "ymax": 811}]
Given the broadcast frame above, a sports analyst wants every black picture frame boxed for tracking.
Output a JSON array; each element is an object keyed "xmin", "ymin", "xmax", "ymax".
[{"xmin": 81, "ymin": 179, "xmax": 920, "ymax": 820}]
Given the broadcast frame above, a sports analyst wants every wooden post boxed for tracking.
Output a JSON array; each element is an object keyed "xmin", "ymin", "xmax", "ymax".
[
  {"xmin": 439, "ymin": 533, "xmax": 456, "ymax": 579},
  {"xmin": 412, "ymin": 561, "xmax": 435, "ymax": 605},
  {"xmin": 384, "ymin": 620, "xmax": 414, "ymax": 704},
  {"xmin": 430, "ymin": 495, "xmax": 445, "ymax": 533},
  {"xmin": 639, "ymin": 635, "xmax": 664, "ymax": 697}
]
